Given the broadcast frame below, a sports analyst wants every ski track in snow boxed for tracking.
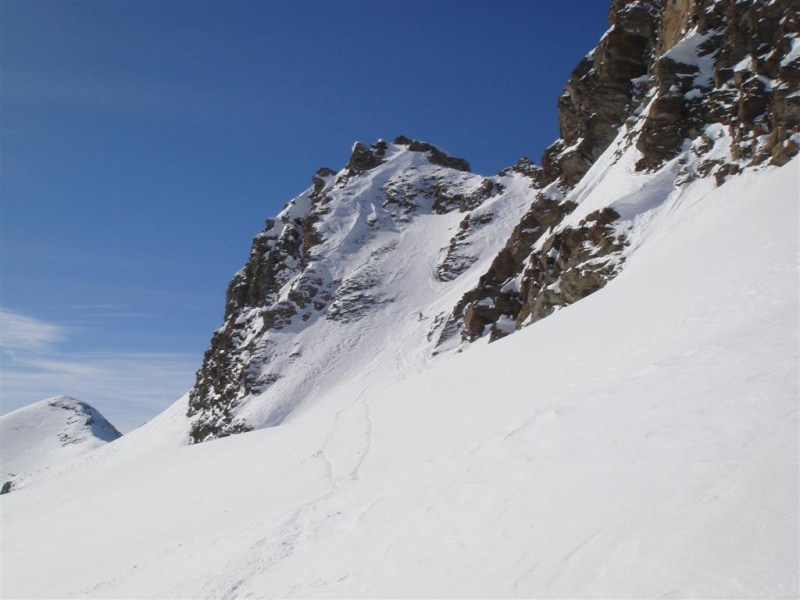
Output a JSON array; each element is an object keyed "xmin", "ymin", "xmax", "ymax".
[{"xmin": 208, "ymin": 381, "xmax": 381, "ymax": 598}]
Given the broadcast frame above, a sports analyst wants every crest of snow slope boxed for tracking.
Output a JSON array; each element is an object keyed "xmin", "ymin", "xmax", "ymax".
[
  {"xmin": 2, "ymin": 157, "xmax": 797, "ymax": 598},
  {"xmin": 0, "ymin": 395, "xmax": 121, "ymax": 491}
]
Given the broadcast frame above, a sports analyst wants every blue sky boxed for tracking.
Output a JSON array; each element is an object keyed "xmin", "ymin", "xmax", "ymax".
[{"xmin": 1, "ymin": 0, "xmax": 609, "ymax": 431}]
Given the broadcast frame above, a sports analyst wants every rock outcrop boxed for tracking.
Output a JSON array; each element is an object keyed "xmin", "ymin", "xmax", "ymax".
[
  {"xmin": 542, "ymin": 0, "xmax": 661, "ymax": 186},
  {"xmin": 443, "ymin": 0, "xmax": 800, "ymax": 345},
  {"xmin": 637, "ymin": 0, "xmax": 800, "ymax": 171}
]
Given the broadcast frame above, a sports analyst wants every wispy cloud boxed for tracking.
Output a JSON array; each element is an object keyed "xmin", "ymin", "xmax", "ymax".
[
  {"xmin": 0, "ymin": 308, "xmax": 197, "ymax": 432},
  {"xmin": 0, "ymin": 308, "xmax": 66, "ymax": 353},
  {"xmin": 56, "ymin": 303, "xmax": 162, "ymax": 320}
]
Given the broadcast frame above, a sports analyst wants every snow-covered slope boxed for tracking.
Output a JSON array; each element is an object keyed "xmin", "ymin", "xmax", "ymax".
[
  {"xmin": 2, "ymin": 157, "xmax": 796, "ymax": 599},
  {"xmin": 3, "ymin": 0, "xmax": 797, "ymax": 596},
  {"xmin": 0, "ymin": 395, "xmax": 121, "ymax": 493}
]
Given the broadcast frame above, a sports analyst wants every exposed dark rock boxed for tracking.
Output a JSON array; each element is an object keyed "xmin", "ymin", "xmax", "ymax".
[
  {"xmin": 436, "ymin": 211, "xmax": 495, "ymax": 282},
  {"xmin": 312, "ymin": 167, "xmax": 336, "ymax": 195},
  {"xmin": 1, "ymin": 481, "xmax": 13, "ymax": 495},
  {"xmin": 393, "ymin": 136, "xmax": 472, "ymax": 172},
  {"xmin": 636, "ymin": 0, "xmax": 800, "ymax": 170},
  {"xmin": 636, "ymin": 92, "xmax": 689, "ymax": 170},
  {"xmin": 542, "ymin": 0, "xmax": 659, "ymax": 186},
  {"xmin": 438, "ymin": 193, "xmax": 578, "ymax": 344},
  {"xmin": 432, "ymin": 178, "xmax": 494, "ymax": 214},
  {"xmin": 188, "ymin": 205, "xmax": 313, "ymax": 442},
  {"xmin": 445, "ymin": 204, "xmax": 625, "ymax": 345},
  {"xmin": 766, "ymin": 127, "xmax": 800, "ymax": 167},
  {"xmin": 346, "ymin": 142, "xmax": 385, "ymax": 174},
  {"xmin": 514, "ymin": 208, "xmax": 626, "ymax": 330},
  {"xmin": 326, "ymin": 266, "xmax": 391, "ymax": 323},
  {"xmin": 499, "ymin": 157, "xmax": 544, "ymax": 185},
  {"xmin": 442, "ymin": 0, "xmax": 800, "ymax": 348}
]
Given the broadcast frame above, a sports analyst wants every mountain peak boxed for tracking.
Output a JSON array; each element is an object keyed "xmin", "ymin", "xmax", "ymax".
[
  {"xmin": 186, "ymin": 0, "xmax": 798, "ymax": 442},
  {"xmin": 186, "ymin": 134, "xmax": 524, "ymax": 442},
  {"xmin": 393, "ymin": 135, "xmax": 472, "ymax": 171},
  {"xmin": 345, "ymin": 140, "xmax": 387, "ymax": 174},
  {"xmin": 0, "ymin": 395, "xmax": 122, "ymax": 493},
  {"xmin": 342, "ymin": 137, "xmax": 471, "ymax": 176}
]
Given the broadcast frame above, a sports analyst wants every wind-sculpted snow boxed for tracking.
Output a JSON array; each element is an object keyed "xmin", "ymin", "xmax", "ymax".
[{"xmin": 2, "ymin": 158, "xmax": 797, "ymax": 598}]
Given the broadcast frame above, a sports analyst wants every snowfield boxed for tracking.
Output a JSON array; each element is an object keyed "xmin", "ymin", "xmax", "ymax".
[{"xmin": 2, "ymin": 157, "xmax": 797, "ymax": 598}]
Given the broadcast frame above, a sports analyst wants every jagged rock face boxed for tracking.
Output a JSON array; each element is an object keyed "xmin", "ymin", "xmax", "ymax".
[
  {"xmin": 346, "ymin": 141, "xmax": 386, "ymax": 174},
  {"xmin": 393, "ymin": 136, "xmax": 472, "ymax": 172},
  {"xmin": 442, "ymin": 0, "xmax": 800, "ymax": 346},
  {"xmin": 436, "ymin": 211, "xmax": 496, "ymax": 282},
  {"xmin": 187, "ymin": 139, "xmax": 534, "ymax": 443},
  {"xmin": 514, "ymin": 207, "xmax": 626, "ymax": 328},
  {"xmin": 542, "ymin": 0, "xmax": 661, "ymax": 186},
  {"xmin": 636, "ymin": 0, "xmax": 800, "ymax": 171},
  {"xmin": 188, "ymin": 0, "xmax": 799, "ymax": 443},
  {"xmin": 440, "ymin": 192, "xmax": 577, "ymax": 343}
]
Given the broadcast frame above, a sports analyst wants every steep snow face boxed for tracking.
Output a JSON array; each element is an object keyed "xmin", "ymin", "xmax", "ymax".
[
  {"xmin": 187, "ymin": 138, "xmax": 539, "ymax": 441},
  {"xmin": 0, "ymin": 395, "xmax": 121, "ymax": 493},
  {"xmin": 2, "ymin": 158, "xmax": 796, "ymax": 599}
]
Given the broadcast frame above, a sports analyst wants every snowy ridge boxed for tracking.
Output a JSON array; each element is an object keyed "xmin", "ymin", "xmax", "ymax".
[{"xmin": 0, "ymin": 395, "xmax": 121, "ymax": 493}]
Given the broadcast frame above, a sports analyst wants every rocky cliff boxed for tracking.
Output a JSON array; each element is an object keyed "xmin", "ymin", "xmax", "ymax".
[
  {"xmin": 187, "ymin": 0, "xmax": 799, "ymax": 442},
  {"xmin": 442, "ymin": 0, "xmax": 800, "ymax": 344}
]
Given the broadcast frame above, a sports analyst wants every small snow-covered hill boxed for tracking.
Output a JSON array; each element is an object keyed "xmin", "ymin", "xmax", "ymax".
[{"xmin": 0, "ymin": 395, "xmax": 121, "ymax": 493}]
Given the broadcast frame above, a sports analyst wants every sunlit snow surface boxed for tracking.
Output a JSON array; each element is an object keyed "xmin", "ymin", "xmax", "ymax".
[
  {"xmin": 2, "ymin": 158, "xmax": 798, "ymax": 598},
  {"xmin": 0, "ymin": 396, "xmax": 120, "ymax": 487}
]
